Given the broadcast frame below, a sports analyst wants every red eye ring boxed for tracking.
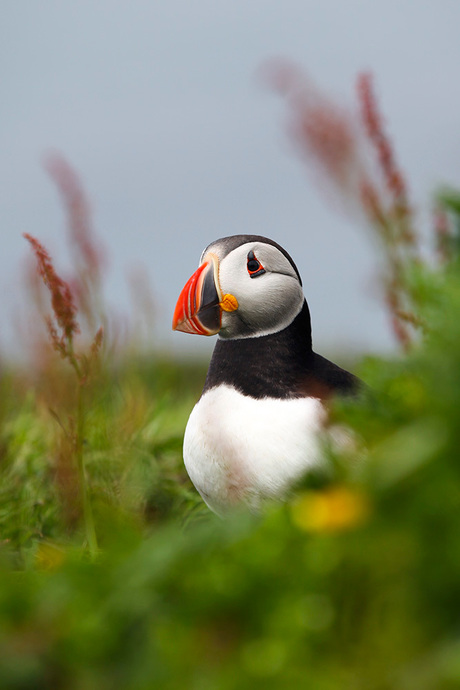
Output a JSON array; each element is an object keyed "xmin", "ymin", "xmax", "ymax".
[{"xmin": 247, "ymin": 250, "xmax": 266, "ymax": 278}]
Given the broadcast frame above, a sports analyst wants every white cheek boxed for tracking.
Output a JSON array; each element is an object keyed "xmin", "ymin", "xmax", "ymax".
[
  {"xmin": 220, "ymin": 271, "xmax": 304, "ymax": 338},
  {"xmin": 216, "ymin": 241, "xmax": 305, "ymax": 338}
]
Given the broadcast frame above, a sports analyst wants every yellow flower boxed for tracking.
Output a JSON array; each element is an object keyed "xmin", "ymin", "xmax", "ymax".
[
  {"xmin": 291, "ymin": 486, "xmax": 370, "ymax": 533},
  {"xmin": 35, "ymin": 542, "xmax": 66, "ymax": 571}
]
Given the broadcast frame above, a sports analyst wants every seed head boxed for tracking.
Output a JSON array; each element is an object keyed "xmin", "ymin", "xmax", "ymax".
[{"xmin": 23, "ymin": 233, "xmax": 80, "ymax": 343}]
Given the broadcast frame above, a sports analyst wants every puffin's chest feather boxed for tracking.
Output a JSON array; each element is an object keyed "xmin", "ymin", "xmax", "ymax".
[{"xmin": 183, "ymin": 385, "xmax": 326, "ymax": 512}]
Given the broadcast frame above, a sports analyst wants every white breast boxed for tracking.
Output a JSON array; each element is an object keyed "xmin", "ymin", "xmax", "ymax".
[{"xmin": 183, "ymin": 384, "xmax": 327, "ymax": 513}]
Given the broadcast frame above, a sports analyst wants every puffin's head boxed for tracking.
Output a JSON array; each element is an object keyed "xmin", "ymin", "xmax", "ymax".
[{"xmin": 172, "ymin": 235, "xmax": 304, "ymax": 339}]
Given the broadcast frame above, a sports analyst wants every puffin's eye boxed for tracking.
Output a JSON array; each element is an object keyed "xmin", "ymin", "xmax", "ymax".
[{"xmin": 247, "ymin": 251, "xmax": 266, "ymax": 278}]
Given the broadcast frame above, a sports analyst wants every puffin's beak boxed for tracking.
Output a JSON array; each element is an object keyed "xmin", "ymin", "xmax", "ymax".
[{"xmin": 173, "ymin": 254, "xmax": 235, "ymax": 335}]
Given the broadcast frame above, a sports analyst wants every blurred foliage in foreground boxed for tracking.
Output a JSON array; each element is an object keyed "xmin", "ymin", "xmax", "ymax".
[{"xmin": 2, "ymin": 79, "xmax": 460, "ymax": 689}]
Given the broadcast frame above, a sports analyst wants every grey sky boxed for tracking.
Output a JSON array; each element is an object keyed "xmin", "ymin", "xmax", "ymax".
[{"xmin": 2, "ymin": 1, "xmax": 459, "ymax": 358}]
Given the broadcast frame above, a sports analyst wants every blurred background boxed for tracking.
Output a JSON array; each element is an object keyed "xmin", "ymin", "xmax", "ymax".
[{"xmin": 2, "ymin": 0, "xmax": 460, "ymax": 358}]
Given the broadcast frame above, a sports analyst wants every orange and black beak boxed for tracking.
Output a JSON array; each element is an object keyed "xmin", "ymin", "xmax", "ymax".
[{"xmin": 172, "ymin": 254, "xmax": 238, "ymax": 336}]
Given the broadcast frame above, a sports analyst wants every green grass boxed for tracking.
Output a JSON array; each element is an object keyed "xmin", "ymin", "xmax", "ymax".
[
  {"xmin": 2, "ymin": 316, "xmax": 460, "ymax": 689},
  {"xmin": 0, "ymin": 357, "xmax": 208, "ymax": 563}
]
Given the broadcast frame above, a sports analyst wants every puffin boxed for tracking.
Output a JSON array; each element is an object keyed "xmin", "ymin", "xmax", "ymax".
[{"xmin": 172, "ymin": 235, "xmax": 360, "ymax": 513}]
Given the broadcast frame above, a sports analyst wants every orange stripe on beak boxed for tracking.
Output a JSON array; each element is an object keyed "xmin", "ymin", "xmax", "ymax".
[{"xmin": 172, "ymin": 257, "xmax": 223, "ymax": 336}]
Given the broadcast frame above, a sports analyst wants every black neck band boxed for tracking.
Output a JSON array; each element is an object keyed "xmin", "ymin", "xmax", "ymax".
[{"xmin": 203, "ymin": 301, "xmax": 314, "ymax": 399}]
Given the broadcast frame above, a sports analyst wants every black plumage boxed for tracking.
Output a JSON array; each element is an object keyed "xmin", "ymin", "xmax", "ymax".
[{"xmin": 203, "ymin": 301, "xmax": 360, "ymax": 400}]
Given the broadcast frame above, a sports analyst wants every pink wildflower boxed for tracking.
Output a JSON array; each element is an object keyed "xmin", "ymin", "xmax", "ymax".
[
  {"xmin": 357, "ymin": 73, "xmax": 411, "ymax": 218},
  {"xmin": 44, "ymin": 154, "xmax": 103, "ymax": 279},
  {"xmin": 23, "ymin": 233, "xmax": 80, "ymax": 349},
  {"xmin": 266, "ymin": 60, "xmax": 360, "ymax": 196}
]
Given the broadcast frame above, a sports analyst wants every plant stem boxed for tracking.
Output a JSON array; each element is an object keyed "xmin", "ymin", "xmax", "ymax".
[{"xmin": 75, "ymin": 378, "xmax": 98, "ymax": 557}]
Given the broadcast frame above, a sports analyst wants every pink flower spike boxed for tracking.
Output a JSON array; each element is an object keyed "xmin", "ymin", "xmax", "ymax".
[
  {"xmin": 23, "ymin": 233, "xmax": 80, "ymax": 342},
  {"xmin": 357, "ymin": 73, "xmax": 408, "ymax": 204}
]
